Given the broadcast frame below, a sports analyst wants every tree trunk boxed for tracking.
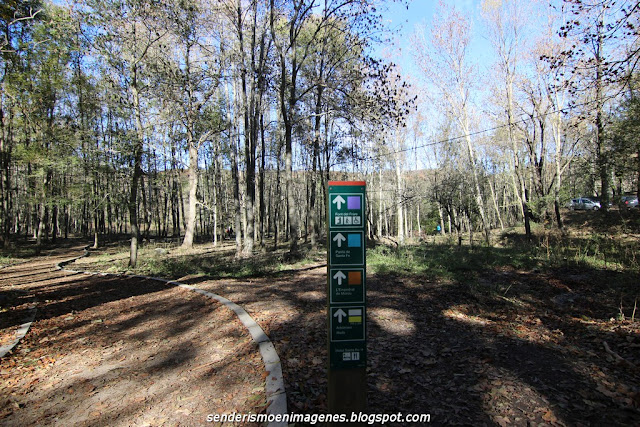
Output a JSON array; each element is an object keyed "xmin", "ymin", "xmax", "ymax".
[
  {"xmin": 238, "ymin": 0, "xmax": 255, "ymax": 257},
  {"xmin": 488, "ymin": 178, "xmax": 504, "ymax": 230},
  {"xmin": 595, "ymin": 13, "xmax": 610, "ymax": 212},
  {"xmin": 283, "ymin": 91, "xmax": 299, "ymax": 254},
  {"xmin": 228, "ymin": 81, "xmax": 243, "ymax": 257},
  {"xmin": 258, "ymin": 113, "xmax": 266, "ymax": 251},
  {"xmin": 129, "ymin": 78, "xmax": 144, "ymax": 268},
  {"xmin": 309, "ymin": 84, "xmax": 323, "ymax": 249},
  {"xmin": 212, "ymin": 150, "xmax": 219, "ymax": 246},
  {"xmin": 395, "ymin": 133, "xmax": 405, "ymax": 244},
  {"xmin": 182, "ymin": 143, "xmax": 199, "ymax": 248},
  {"xmin": 462, "ymin": 130, "xmax": 491, "ymax": 245},
  {"xmin": 377, "ymin": 169, "xmax": 383, "ymax": 238},
  {"xmin": 0, "ymin": 104, "xmax": 12, "ymax": 248},
  {"xmin": 273, "ymin": 147, "xmax": 281, "ymax": 250}
]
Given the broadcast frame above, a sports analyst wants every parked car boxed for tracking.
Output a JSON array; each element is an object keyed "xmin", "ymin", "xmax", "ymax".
[
  {"xmin": 590, "ymin": 196, "xmax": 612, "ymax": 208},
  {"xmin": 621, "ymin": 195, "xmax": 638, "ymax": 209},
  {"xmin": 568, "ymin": 197, "xmax": 601, "ymax": 211}
]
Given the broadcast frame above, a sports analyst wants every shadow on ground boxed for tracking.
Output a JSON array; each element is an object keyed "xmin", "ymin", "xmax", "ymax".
[
  {"xmin": 185, "ymin": 239, "xmax": 640, "ymax": 426},
  {"xmin": 0, "ymin": 245, "xmax": 266, "ymax": 426},
  {"xmin": 5, "ymin": 233, "xmax": 639, "ymax": 425}
]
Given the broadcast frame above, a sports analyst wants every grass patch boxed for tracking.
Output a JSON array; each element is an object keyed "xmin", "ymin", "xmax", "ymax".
[
  {"xmin": 0, "ymin": 256, "xmax": 18, "ymax": 268},
  {"xmin": 501, "ymin": 229, "xmax": 640, "ymax": 272},
  {"xmin": 76, "ymin": 240, "xmax": 327, "ymax": 280},
  {"xmin": 368, "ymin": 243, "xmax": 540, "ymax": 281},
  {"xmin": 368, "ymin": 227, "xmax": 639, "ymax": 289},
  {"xmin": 0, "ymin": 246, "xmax": 36, "ymax": 267}
]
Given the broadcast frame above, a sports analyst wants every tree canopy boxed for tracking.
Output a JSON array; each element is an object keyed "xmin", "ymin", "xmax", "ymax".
[{"xmin": 0, "ymin": 0, "xmax": 639, "ymax": 258}]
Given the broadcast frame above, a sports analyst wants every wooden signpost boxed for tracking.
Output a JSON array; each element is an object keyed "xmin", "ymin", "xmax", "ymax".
[{"xmin": 327, "ymin": 181, "xmax": 367, "ymax": 414}]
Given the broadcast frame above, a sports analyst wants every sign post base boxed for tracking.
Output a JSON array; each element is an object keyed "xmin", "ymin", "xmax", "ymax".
[{"xmin": 328, "ymin": 367, "xmax": 367, "ymax": 415}]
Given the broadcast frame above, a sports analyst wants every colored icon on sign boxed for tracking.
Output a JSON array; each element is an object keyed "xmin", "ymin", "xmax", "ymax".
[
  {"xmin": 348, "ymin": 271, "xmax": 361, "ymax": 285},
  {"xmin": 348, "ymin": 309, "xmax": 362, "ymax": 323},
  {"xmin": 347, "ymin": 196, "xmax": 361, "ymax": 210},
  {"xmin": 347, "ymin": 233, "xmax": 361, "ymax": 248}
]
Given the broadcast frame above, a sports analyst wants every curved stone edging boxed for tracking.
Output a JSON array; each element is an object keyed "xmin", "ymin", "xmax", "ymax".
[
  {"xmin": 0, "ymin": 307, "xmax": 37, "ymax": 358},
  {"xmin": 0, "ymin": 248, "xmax": 93, "ymax": 359},
  {"xmin": 56, "ymin": 247, "xmax": 287, "ymax": 426}
]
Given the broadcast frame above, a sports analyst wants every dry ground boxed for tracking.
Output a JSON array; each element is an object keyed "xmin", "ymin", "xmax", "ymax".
[
  {"xmin": 0, "ymin": 246, "xmax": 266, "ymax": 426},
  {"xmin": 180, "ymin": 260, "xmax": 640, "ymax": 426},
  {"xmin": 2, "ymin": 231, "xmax": 640, "ymax": 426}
]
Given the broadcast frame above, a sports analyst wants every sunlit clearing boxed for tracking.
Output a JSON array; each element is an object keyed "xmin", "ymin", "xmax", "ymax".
[
  {"xmin": 442, "ymin": 307, "xmax": 492, "ymax": 326},
  {"xmin": 444, "ymin": 307, "xmax": 562, "ymax": 345},
  {"xmin": 477, "ymin": 365, "xmax": 564, "ymax": 425},
  {"xmin": 370, "ymin": 308, "xmax": 415, "ymax": 336},
  {"xmin": 299, "ymin": 291, "xmax": 324, "ymax": 302}
]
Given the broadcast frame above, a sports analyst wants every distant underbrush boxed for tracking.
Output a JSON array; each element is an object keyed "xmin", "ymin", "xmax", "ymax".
[
  {"xmin": 499, "ymin": 228, "xmax": 640, "ymax": 272},
  {"xmin": 73, "ymin": 239, "xmax": 327, "ymax": 280},
  {"xmin": 368, "ymin": 227, "xmax": 639, "ymax": 322},
  {"xmin": 368, "ymin": 241, "xmax": 540, "ymax": 281},
  {"xmin": 0, "ymin": 243, "xmax": 52, "ymax": 267},
  {"xmin": 369, "ymin": 226, "xmax": 640, "ymax": 280}
]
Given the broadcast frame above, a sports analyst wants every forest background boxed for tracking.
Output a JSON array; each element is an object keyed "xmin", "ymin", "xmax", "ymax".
[{"xmin": 1, "ymin": 0, "xmax": 639, "ymax": 266}]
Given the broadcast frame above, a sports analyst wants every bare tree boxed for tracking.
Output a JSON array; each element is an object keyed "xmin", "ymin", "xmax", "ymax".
[
  {"xmin": 413, "ymin": 3, "xmax": 491, "ymax": 244},
  {"xmin": 81, "ymin": 0, "xmax": 166, "ymax": 266},
  {"xmin": 482, "ymin": 0, "xmax": 535, "ymax": 238}
]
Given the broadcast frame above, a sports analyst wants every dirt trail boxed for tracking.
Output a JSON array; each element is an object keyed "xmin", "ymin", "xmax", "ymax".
[
  {"xmin": 185, "ymin": 264, "xmax": 640, "ymax": 426},
  {"xmin": 4, "ymin": 243, "xmax": 639, "ymax": 426},
  {"xmin": 0, "ymin": 246, "xmax": 266, "ymax": 426}
]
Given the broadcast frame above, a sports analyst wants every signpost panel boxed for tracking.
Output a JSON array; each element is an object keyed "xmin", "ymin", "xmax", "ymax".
[{"xmin": 327, "ymin": 181, "xmax": 367, "ymax": 414}]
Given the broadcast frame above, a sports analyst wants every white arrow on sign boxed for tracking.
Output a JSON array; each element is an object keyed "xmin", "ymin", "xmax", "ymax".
[
  {"xmin": 332, "ymin": 195, "xmax": 346, "ymax": 210},
  {"xmin": 332, "ymin": 233, "xmax": 346, "ymax": 248},
  {"xmin": 333, "ymin": 308, "xmax": 347, "ymax": 323},
  {"xmin": 333, "ymin": 271, "xmax": 347, "ymax": 285}
]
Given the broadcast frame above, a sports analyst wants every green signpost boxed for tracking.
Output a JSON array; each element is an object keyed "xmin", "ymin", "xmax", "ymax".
[{"xmin": 327, "ymin": 181, "xmax": 367, "ymax": 415}]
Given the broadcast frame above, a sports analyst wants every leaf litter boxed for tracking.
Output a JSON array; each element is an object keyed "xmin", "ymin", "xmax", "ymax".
[
  {"xmin": 0, "ymin": 248, "xmax": 267, "ymax": 426},
  {"xmin": 3, "ymin": 244, "xmax": 640, "ymax": 426}
]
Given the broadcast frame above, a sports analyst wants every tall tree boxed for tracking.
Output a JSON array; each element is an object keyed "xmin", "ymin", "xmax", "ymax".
[
  {"xmin": 413, "ymin": 2, "xmax": 491, "ymax": 244},
  {"xmin": 611, "ymin": 76, "xmax": 640, "ymax": 197},
  {"xmin": 482, "ymin": 0, "xmax": 535, "ymax": 238},
  {"xmin": 550, "ymin": 0, "xmax": 640, "ymax": 210},
  {"xmin": 269, "ymin": 0, "xmax": 385, "ymax": 255},
  {"xmin": 222, "ymin": 0, "xmax": 272, "ymax": 256},
  {"xmin": 269, "ymin": 0, "xmax": 314, "ymax": 255},
  {"xmin": 158, "ymin": 0, "xmax": 221, "ymax": 249},
  {"xmin": 82, "ymin": 0, "xmax": 165, "ymax": 266},
  {"xmin": 0, "ymin": 0, "xmax": 43, "ymax": 247},
  {"xmin": 16, "ymin": 4, "xmax": 75, "ymax": 254}
]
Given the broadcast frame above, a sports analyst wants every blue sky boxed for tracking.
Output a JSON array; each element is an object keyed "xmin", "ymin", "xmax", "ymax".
[
  {"xmin": 376, "ymin": 0, "xmax": 494, "ymax": 81},
  {"xmin": 369, "ymin": 0, "xmax": 505, "ymax": 169}
]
